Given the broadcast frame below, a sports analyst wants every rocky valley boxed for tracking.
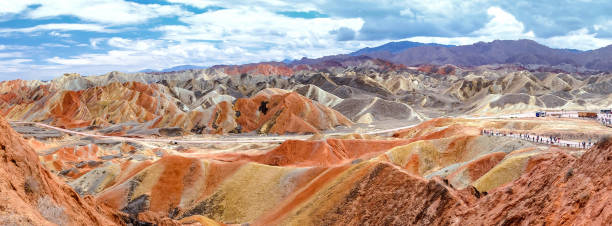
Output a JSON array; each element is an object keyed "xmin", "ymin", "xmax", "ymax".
[{"xmin": 1, "ymin": 54, "xmax": 611, "ymax": 225}]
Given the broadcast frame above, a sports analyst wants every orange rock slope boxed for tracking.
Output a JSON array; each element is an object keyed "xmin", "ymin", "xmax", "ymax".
[
  {"xmin": 234, "ymin": 91, "xmax": 352, "ymax": 134},
  {"xmin": 262, "ymin": 137, "xmax": 612, "ymax": 225},
  {"xmin": 208, "ymin": 138, "xmax": 413, "ymax": 166},
  {"xmin": 83, "ymin": 130, "xmax": 531, "ymax": 223},
  {"xmin": 40, "ymin": 144, "xmax": 104, "ymax": 179},
  {"xmin": 0, "ymin": 80, "xmax": 51, "ymax": 116},
  {"xmin": 4, "ymin": 81, "xmax": 189, "ymax": 129},
  {"xmin": 455, "ymin": 138, "xmax": 612, "ymax": 225},
  {"xmin": 214, "ymin": 63, "xmax": 294, "ymax": 76},
  {"xmin": 416, "ymin": 64, "xmax": 457, "ymax": 75},
  {"xmin": 56, "ymin": 116, "xmax": 611, "ymax": 225},
  {"xmin": 2, "ymin": 80, "xmax": 351, "ymax": 135},
  {"xmin": 0, "ymin": 115, "xmax": 121, "ymax": 225}
]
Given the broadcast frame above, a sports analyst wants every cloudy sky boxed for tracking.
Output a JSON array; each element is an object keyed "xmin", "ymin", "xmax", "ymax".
[{"xmin": 0, "ymin": 0, "xmax": 611, "ymax": 80}]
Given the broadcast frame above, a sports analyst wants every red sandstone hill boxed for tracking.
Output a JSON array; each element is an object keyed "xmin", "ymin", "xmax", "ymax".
[
  {"xmin": 234, "ymin": 91, "xmax": 352, "ymax": 134},
  {"xmin": 210, "ymin": 56, "xmax": 408, "ymax": 77},
  {"xmin": 2, "ymin": 81, "xmax": 183, "ymax": 129},
  {"xmin": 0, "ymin": 80, "xmax": 51, "ymax": 116},
  {"xmin": 66, "ymin": 118, "xmax": 612, "ymax": 224},
  {"xmin": 2, "ymin": 80, "xmax": 352, "ymax": 135},
  {"xmin": 0, "ymin": 116, "xmax": 183, "ymax": 225},
  {"xmin": 207, "ymin": 138, "xmax": 413, "ymax": 167},
  {"xmin": 415, "ymin": 64, "xmax": 457, "ymax": 75},
  {"xmin": 0, "ymin": 115, "xmax": 122, "ymax": 225},
  {"xmin": 265, "ymin": 137, "xmax": 612, "ymax": 225},
  {"xmin": 453, "ymin": 137, "xmax": 612, "ymax": 225},
  {"xmin": 211, "ymin": 62, "xmax": 294, "ymax": 76}
]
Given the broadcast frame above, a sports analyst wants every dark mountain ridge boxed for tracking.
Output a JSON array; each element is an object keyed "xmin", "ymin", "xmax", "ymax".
[
  {"xmin": 355, "ymin": 39, "xmax": 612, "ymax": 71},
  {"xmin": 140, "ymin": 40, "xmax": 612, "ymax": 74},
  {"xmin": 349, "ymin": 41, "xmax": 454, "ymax": 56},
  {"xmin": 139, "ymin": 65, "xmax": 208, "ymax": 73}
]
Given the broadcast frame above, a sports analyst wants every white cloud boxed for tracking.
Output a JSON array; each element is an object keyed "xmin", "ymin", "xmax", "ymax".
[
  {"xmin": 98, "ymin": 6, "xmax": 367, "ymax": 70},
  {"xmin": 44, "ymin": 35, "xmax": 385, "ymax": 74},
  {"xmin": 156, "ymin": 6, "xmax": 363, "ymax": 50},
  {"xmin": 394, "ymin": 0, "xmax": 490, "ymax": 25},
  {"xmin": 89, "ymin": 38, "xmax": 107, "ymax": 49},
  {"xmin": 0, "ymin": 45, "xmax": 34, "ymax": 51},
  {"xmin": 399, "ymin": 8, "xmax": 415, "ymax": 17},
  {"xmin": 1, "ymin": 0, "xmax": 188, "ymax": 25},
  {"xmin": 107, "ymin": 37, "xmax": 164, "ymax": 51},
  {"xmin": 473, "ymin": 7, "xmax": 535, "ymax": 38},
  {"xmin": 167, "ymin": 0, "xmax": 316, "ymax": 11},
  {"xmin": 40, "ymin": 43, "xmax": 71, "ymax": 48},
  {"xmin": 0, "ymin": 59, "xmax": 33, "ymax": 73},
  {"xmin": 592, "ymin": 20, "xmax": 612, "ymax": 35},
  {"xmin": 542, "ymin": 28, "xmax": 612, "ymax": 50},
  {"xmin": 47, "ymin": 40, "xmax": 220, "ymax": 68},
  {"xmin": 4, "ymin": 1, "xmax": 612, "ymax": 81},
  {"xmin": 404, "ymin": 6, "xmax": 612, "ymax": 51},
  {"xmin": 166, "ymin": 0, "xmax": 218, "ymax": 8},
  {"xmin": 30, "ymin": 0, "xmax": 187, "ymax": 24},
  {"xmin": 49, "ymin": 31, "xmax": 71, "ymax": 37},
  {"xmin": 0, "ymin": 52, "xmax": 25, "ymax": 58},
  {"xmin": 0, "ymin": 23, "xmax": 113, "ymax": 33},
  {"xmin": 404, "ymin": 7, "xmax": 535, "ymax": 46},
  {"xmin": 0, "ymin": 0, "xmax": 38, "ymax": 15}
]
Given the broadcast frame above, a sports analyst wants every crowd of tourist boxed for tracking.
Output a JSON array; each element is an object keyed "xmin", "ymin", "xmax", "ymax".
[
  {"xmin": 477, "ymin": 111, "xmax": 611, "ymax": 149},
  {"xmin": 598, "ymin": 113, "xmax": 612, "ymax": 127},
  {"xmin": 481, "ymin": 129, "xmax": 594, "ymax": 149}
]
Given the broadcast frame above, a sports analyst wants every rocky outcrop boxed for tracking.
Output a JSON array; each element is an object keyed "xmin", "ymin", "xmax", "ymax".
[
  {"xmin": 293, "ymin": 84, "xmax": 343, "ymax": 107},
  {"xmin": 212, "ymin": 62, "xmax": 294, "ymax": 76},
  {"xmin": 264, "ymin": 162, "xmax": 463, "ymax": 225},
  {"xmin": 454, "ymin": 137, "xmax": 612, "ymax": 225},
  {"xmin": 2, "ymin": 80, "xmax": 355, "ymax": 135},
  {"xmin": 234, "ymin": 91, "xmax": 352, "ymax": 134},
  {"xmin": 3, "ymin": 64, "xmax": 611, "ymax": 133},
  {"xmin": 333, "ymin": 97, "xmax": 422, "ymax": 123},
  {"xmin": 34, "ymin": 115, "xmax": 608, "ymax": 225},
  {"xmin": 0, "ymin": 115, "xmax": 122, "ymax": 225},
  {"xmin": 4, "ymin": 42, "xmax": 612, "ymax": 226},
  {"xmin": 416, "ymin": 64, "xmax": 457, "ymax": 75}
]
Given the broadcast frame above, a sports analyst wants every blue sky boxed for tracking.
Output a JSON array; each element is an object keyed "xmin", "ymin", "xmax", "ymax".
[{"xmin": 0, "ymin": 0, "xmax": 611, "ymax": 80}]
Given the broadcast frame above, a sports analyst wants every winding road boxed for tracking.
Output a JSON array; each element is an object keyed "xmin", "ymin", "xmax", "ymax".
[
  {"xmin": 10, "ymin": 111, "xmax": 610, "ymax": 146},
  {"xmin": 11, "ymin": 120, "xmax": 421, "ymax": 144}
]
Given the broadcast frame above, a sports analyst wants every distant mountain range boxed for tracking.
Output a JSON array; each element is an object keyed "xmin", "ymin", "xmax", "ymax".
[
  {"xmin": 290, "ymin": 39, "xmax": 612, "ymax": 72},
  {"xmin": 139, "ymin": 65, "xmax": 207, "ymax": 73},
  {"xmin": 143, "ymin": 39, "xmax": 612, "ymax": 73},
  {"xmin": 344, "ymin": 39, "xmax": 612, "ymax": 72},
  {"xmin": 349, "ymin": 41, "xmax": 454, "ymax": 56}
]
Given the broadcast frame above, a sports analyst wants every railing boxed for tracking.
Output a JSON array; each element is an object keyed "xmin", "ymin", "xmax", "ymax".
[
  {"xmin": 534, "ymin": 111, "xmax": 611, "ymax": 128},
  {"xmin": 481, "ymin": 129, "xmax": 595, "ymax": 149}
]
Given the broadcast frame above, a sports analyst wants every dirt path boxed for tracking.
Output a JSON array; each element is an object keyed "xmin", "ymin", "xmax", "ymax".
[
  {"xmin": 11, "ymin": 120, "xmax": 422, "ymax": 144},
  {"xmin": 10, "ymin": 111, "xmax": 609, "ymax": 144}
]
